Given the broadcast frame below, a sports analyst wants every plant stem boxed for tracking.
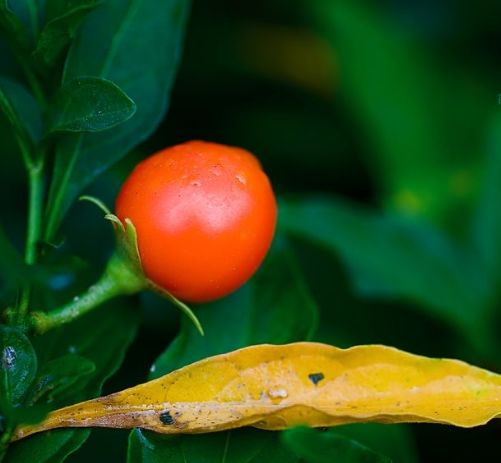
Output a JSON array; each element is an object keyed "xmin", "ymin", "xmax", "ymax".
[
  {"xmin": 17, "ymin": 159, "xmax": 45, "ymax": 322},
  {"xmin": 30, "ymin": 252, "xmax": 146, "ymax": 333},
  {"xmin": 25, "ymin": 162, "xmax": 44, "ymax": 265}
]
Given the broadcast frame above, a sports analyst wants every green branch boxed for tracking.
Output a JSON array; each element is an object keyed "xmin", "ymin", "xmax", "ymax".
[{"xmin": 30, "ymin": 251, "xmax": 146, "ymax": 333}]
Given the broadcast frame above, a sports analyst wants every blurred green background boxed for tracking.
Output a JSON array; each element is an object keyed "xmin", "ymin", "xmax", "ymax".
[{"xmin": 1, "ymin": 0, "xmax": 500, "ymax": 461}]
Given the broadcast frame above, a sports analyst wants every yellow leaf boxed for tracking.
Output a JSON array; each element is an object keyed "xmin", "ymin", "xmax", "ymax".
[{"xmin": 12, "ymin": 342, "xmax": 501, "ymax": 441}]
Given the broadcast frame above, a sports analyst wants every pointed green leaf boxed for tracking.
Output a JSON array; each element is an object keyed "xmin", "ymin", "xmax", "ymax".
[
  {"xmin": 44, "ymin": 0, "xmax": 191, "ymax": 240},
  {"xmin": 34, "ymin": 0, "xmax": 101, "ymax": 67},
  {"xmin": 48, "ymin": 76, "xmax": 136, "ymax": 134}
]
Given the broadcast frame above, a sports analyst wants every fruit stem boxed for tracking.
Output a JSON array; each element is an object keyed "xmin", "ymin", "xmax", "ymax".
[{"xmin": 30, "ymin": 251, "xmax": 146, "ymax": 333}]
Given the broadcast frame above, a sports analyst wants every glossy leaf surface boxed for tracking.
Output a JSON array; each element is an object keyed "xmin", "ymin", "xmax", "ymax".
[
  {"xmin": 48, "ymin": 76, "xmax": 136, "ymax": 133},
  {"xmin": 44, "ymin": 0, "xmax": 190, "ymax": 238},
  {"xmin": 0, "ymin": 325, "xmax": 37, "ymax": 407}
]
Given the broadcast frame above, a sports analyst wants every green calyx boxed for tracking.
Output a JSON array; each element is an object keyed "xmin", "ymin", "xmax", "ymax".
[{"xmin": 30, "ymin": 196, "xmax": 203, "ymax": 335}]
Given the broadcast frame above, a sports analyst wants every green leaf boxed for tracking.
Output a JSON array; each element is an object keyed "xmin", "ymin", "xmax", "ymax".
[
  {"xmin": 127, "ymin": 428, "xmax": 301, "ymax": 463},
  {"xmin": 44, "ymin": 0, "xmax": 191, "ymax": 240},
  {"xmin": 0, "ymin": 325, "xmax": 37, "ymax": 409},
  {"xmin": 27, "ymin": 354, "xmax": 96, "ymax": 407},
  {"xmin": 282, "ymin": 427, "xmax": 391, "ymax": 463},
  {"xmin": 0, "ymin": 224, "xmax": 26, "ymax": 302},
  {"xmin": 4, "ymin": 0, "xmax": 40, "ymax": 44},
  {"xmin": 334, "ymin": 424, "xmax": 417, "ymax": 463},
  {"xmin": 48, "ymin": 76, "xmax": 136, "ymax": 134},
  {"xmin": 6, "ymin": 302, "xmax": 140, "ymax": 462},
  {"xmin": 127, "ymin": 427, "xmax": 394, "ymax": 463},
  {"xmin": 279, "ymin": 196, "xmax": 488, "ymax": 336},
  {"xmin": 0, "ymin": 77, "xmax": 42, "ymax": 162},
  {"xmin": 4, "ymin": 429, "xmax": 91, "ymax": 463},
  {"xmin": 33, "ymin": 0, "xmax": 101, "ymax": 68},
  {"xmin": 473, "ymin": 110, "xmax": 501, "ymax": 287},
  {"xmin": 150, "ymin": 237, "xmax": 318, "ymax": 377},
  {"xmin": 0, "ymin": 0, "xmax": 30, "ymax": 49}
]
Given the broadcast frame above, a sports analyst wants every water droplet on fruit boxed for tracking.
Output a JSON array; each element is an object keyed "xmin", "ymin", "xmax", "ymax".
[{"xmin": 236, "ymin": 174, "xmax": 246, "ymax": 185}]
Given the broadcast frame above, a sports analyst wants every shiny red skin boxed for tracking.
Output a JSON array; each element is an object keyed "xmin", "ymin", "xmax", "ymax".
[{"xmin": 115, "ymin": 140, "xmax": 277, "ymax": 303}]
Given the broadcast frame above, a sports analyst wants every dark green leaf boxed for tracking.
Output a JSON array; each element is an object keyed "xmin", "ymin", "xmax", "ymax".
[
  {"xmin": 27, "ymin": 354, "xmax": 96, "ymax": 406},
  {"xmin": 34, "ymin": 0, "xmax": 101, "ymax": 67},
  {"xmin": 44, "ymin": 0, "xmax": 191, "ymax": 240},
  {"xmin": 0, "ymin": 224, "xmax": 26, "ymax": 302},
  {"xmin": 473, "ymin": 110, "xmax": 501, "ymax": 287},
  {"xmin": 150, "ymin": 237, "xmax": 318, "ymax": 377},
  {"xmin": 334, "ymin": 424, "xmax": 417, "ymax": 463},
  {"xmin": 282, "ymin": 427, "xmax": 391, "ymax": 463},
  {"xmin": 4, "ymin": 429, "xmax": 91, "ymax": 463},
  {"xmin": 280, "ymin": 196, "xmax": 488, "ymax": 335},
  {"xmin": 0, "ymin": 77, "xmax": 42, "ymax": 159},
  {"xmin": 4, "ymin": 0, "xmax": 39, "ymax": 44},
  {"xmin": 127, "ymin": 428, "xmax": 301, "ymax": 463},
  {"xmin": 0, "ymin": 325, "xmax": 37, "ymax": 409},
  {"xmin": 6, "ymin": 302, "xmax": 140, "ymax": 462},
  {"xmin": 0, "ymin": 0, "xmax": 30, "ymax": 49},
  {"xmin": 48, "ymin": 76, "xmax": 136, "ymax": 133}
]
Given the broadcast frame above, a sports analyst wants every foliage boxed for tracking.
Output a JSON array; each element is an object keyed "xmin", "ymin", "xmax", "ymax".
[{"xmin": 0, "ymin": 0, "xmax": 499, "ymax": 462}]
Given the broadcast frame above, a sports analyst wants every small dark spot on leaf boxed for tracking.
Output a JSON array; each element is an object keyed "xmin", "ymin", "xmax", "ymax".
[
  {"xmin": 308, "ymin": 372, "xmax": 324, "ymax": 385},
  {"xmin": 159, "ymin": 410, "xmax": 175, "ymax": 425}
]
